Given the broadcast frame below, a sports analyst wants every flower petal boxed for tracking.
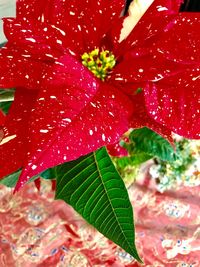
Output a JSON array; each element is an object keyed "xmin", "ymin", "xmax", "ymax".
[
  {"xmin": 144, "ymin": 67, "xmax": 200, "ymax": 139},
  {"xmin": 3, "ymin": 18, "xmax": 65, "ymax": 60},
  {"xmin": 119, "ymin": 0, "xmax": 155, "ymax": 42},
  {"xmin": 17, "ymin": 0, "xmax": 125, "ymax": 54},
  {"xmin": 43, "ymin": 54, "xmax": 99, "ymax": 89},
  {"xmin": 145, "ymin": 0, "xmax": 183, "ymax": 14},
  {"xmin": 0, "ymin": 44, "xmax": 49, "ymax": 90},
  {"xmin": 18, "ymin": 54, "xmax": 99, "ymax": 173},
  {"xmin": 113, "ymin": 0, "xmax": 182, "ymax": 56},
  {"xmin": 15, "ymin": 83, "xmax": 134, "ymax": 191},
  {"xmin": 154, "ymin": 13, "xmax": 200, "ymax": 64},
  {"xmin": 17, "ymin": 0, "xmax": 48, "ymax": 20},
  {"xmin": 0, "ymin": 88, "xmax": 38, "ymax": 178},
  {"xmin": 44, "ymin": 0, "xmax": 125, "ymax": 50},
  {"xmin": 16, "ymin": 0, "xmax": 84, "ymax": 55},
  {"xmin": 128, "ymin": 92, "xmax": 173, "ymax": 144},
  {"xmin": 107, "ymin": 141, "xmax": 129, "ymax": 157},
  {"xmin": 0, "ymin": 110, "xmax": 5, "ymax": 126},
  {"xmin": 111, "ymin": 51, "xmax": 185, "ymax": 85},
  {"xmin": 0, "ymin": 110, "xmax": 5, "ymax": 143}
]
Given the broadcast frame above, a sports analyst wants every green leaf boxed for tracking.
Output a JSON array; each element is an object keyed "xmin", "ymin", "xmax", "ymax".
[
  {"xmin": 130, "ymin": 127, "xmax": 178, "ymax": 162},
  {"xmin": 55, "ymin": 147, "xmax": 142, "ymax": 262},
  {"xmin": 129, "ymin": 152, "xmax": 152, "ymax": 165},
  {"xmin": 40, "ymin": 168, "xmax": 56, "ymax": 180},
  {"xmin": 0, "ymin": 170, "xmax": 21, "ymax": 187},
  {"xmin": 0, "ymin": 90, "xmax": 15, "ymax": 100},
  {"xmin": 0, "ymin": 169, "xmax": 50, "ymax": 188},
  {"xmin": 114, "ymin": 153, "xmax": 152, "ymax": 169},
  {"xmin": 0, "ymin": 101, "xmax": 12, "ymax": 114},
  {"xmin": 0, "ymin": 89, "xmax": 15, "ymax": 114}
]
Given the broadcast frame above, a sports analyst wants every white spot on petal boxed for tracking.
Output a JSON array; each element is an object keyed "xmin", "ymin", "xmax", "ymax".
[
  {"xmin": 62, "ymin": 118, "xmax": 72, "ymax": 123},
  {"xmin": 90, "ymin": 102, "xmax": 96, "ymax": 108},
  {"xmin": 0, "ymin": 135, "xmax": 17, "ymax": 145},
  {"xmin": 56, "ymin": 39, "xmax": 63, "ymax": 45},
  {"xmin": 109, "ymin": 112, "xmax": 114, "ymax": 117},
  {"xmin": 52, "ymin": 25, "xmax": 66, "ymax": 36},
  {"xmin": 31, "ymin": 165, "xmax": 37, "ymax": 170},
  {"xmin": 25, "ymin": 38, "xmax": 36, "ymax": 43},
  {"xmin": 40, "ymin": 129, "xmax": 49, "ymax": 133},
  {"xmin": 102, "ymin": 134, "xmax": 106, "ymax": 141}
]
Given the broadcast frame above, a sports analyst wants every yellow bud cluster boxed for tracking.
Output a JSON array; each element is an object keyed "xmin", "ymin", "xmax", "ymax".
[{"xmin": 82, "ymin": 48, "xmax": 116, "ymax": 81}]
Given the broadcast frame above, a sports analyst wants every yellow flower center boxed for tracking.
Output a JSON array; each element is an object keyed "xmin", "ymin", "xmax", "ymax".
[{"xmin": 81, "ymin": 48, "xmax": 116, "ymax": 81}]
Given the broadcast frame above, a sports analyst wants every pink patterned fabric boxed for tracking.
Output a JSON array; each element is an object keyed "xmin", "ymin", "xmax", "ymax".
[{"xmin": 0, "ymin": 179, "xmax": 199, "ymax": 266}]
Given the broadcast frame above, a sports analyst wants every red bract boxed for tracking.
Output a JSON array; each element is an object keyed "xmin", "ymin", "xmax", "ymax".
[
  {"xmin": 0, "ymin": 110, "xmax": 5, "ymax": 143},
  {"xmin": 0, "ymin": 0, "xmax": 199, "ymax": 190},
  {"xmin": 0, "ymin": 110, "xmax": 5, "ymax": 126}
]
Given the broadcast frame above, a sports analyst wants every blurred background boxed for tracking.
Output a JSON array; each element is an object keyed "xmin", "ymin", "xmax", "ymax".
[{"xmin": 0, "ymin": 0, "xmax": 15, "ymax": 43}]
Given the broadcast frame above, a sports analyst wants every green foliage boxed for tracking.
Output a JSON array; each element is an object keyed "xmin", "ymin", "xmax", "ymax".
[
  {"xmin": 0, "ymin": 168, "xmax": 55, "ymax": 188},
  {"xmin": 55, "ymin": 147, "xmax": 142, "ymax": 262},
  {"xmin": 0, "ymin": 101, "xmax": 12, "ymax": 114},
  {"xmin": 115, "ymin": 153, "xmax": 152, "ymax": 170},
  {"xmin": 113, "ymin": 152, "xmax": 152, "ymax": 185},
  {"xmin": 0, "ymin": 89, "xmax": 15, "ymax": 114},
  {"xmin": 129, "ymin": 127, "xmax": 177, "ymax": 162},
  {"xmin": 40, "ymin": 168, "xmax": 56, "ymax": 180},
  {"xmin": 150, "ymin": 139, "xmax": 199, "ymax": 191},
  {"xmin": 113, "ymin": 127, "xmax": 177, "ymax": 177},
  {"xmin": 0, "ymin": 170, "xmax": 21, "ymax": 187},
  {"xmin": 113, "ymin": 127, "xmax": 178, "ymax": 187}
]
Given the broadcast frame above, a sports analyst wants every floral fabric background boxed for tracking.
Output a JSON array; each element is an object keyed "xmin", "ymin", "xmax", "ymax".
[{"xmin": 0, "ymin": 176, "xmax": 199, "ymax": 267}]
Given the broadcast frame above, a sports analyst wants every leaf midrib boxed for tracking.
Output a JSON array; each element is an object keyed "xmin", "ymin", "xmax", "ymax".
[{"xmin": 93, "ymin": 150, "xmax": 135, "ymax": 255}]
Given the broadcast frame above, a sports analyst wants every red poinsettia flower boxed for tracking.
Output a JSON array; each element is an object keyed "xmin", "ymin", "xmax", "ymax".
[
  {"xmin": 0, "ymin": 0, "xmax": 199, "ymax": 190},
  {"xmin": 0, "ymin": 110, "xmax": 4, "ymax": 125},
  {"xmin": 0, "ymin": 110, "xmax": 5, "ymax": 143}
]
